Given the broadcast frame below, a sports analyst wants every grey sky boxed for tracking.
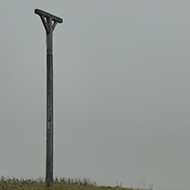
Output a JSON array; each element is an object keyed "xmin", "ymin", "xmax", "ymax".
[{"xmin": 0, "ymin": 1, "xmax": 190, "ymax": 190}]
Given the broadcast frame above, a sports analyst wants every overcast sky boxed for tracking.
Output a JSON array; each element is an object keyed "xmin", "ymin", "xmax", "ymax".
[{"xmin": 1, "ymin": 1, "xmax": 190, "ymax": 190}]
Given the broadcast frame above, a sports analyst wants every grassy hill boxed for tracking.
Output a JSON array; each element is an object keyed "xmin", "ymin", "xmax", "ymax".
[{"xmin": 0, "ymin": 177, "xmax": 152, "ymax": 190}]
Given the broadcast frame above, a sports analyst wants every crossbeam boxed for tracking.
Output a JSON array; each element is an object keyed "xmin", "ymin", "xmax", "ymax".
[{"xmin": 34, "ymin": 9, "xmax": 63, "ymax": 23}]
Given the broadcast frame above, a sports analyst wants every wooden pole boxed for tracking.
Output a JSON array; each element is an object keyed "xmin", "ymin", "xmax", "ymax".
[{"xmin": 34, "ymin": 9, "xmax": 63, "ymax": 188}]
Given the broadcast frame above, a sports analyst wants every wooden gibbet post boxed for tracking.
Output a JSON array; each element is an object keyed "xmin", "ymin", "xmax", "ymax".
[{"xmin": 34, "ymin": 9, "xmax": 63, "ymax": 188}]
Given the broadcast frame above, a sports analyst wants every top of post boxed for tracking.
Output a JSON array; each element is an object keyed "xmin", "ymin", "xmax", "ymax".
[{"xmin": 34, "ymin": 9, "xmax": 63, "ymax": 23}]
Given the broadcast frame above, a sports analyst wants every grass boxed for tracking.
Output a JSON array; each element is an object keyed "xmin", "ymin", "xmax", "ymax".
[{"xmin": 0, "ymin": 176, "xmax": 152, "ymax": 190}]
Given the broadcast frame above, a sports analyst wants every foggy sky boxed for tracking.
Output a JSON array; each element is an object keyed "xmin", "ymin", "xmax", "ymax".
[{"xmin": 0, "ymin": 1, "xmax": 190, "ymax": 190}]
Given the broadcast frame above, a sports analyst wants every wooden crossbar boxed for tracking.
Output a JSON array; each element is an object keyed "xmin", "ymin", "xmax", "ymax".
[{"xmin": 34, "ymin": 9, "xmax": 63, "ymax": 23}]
